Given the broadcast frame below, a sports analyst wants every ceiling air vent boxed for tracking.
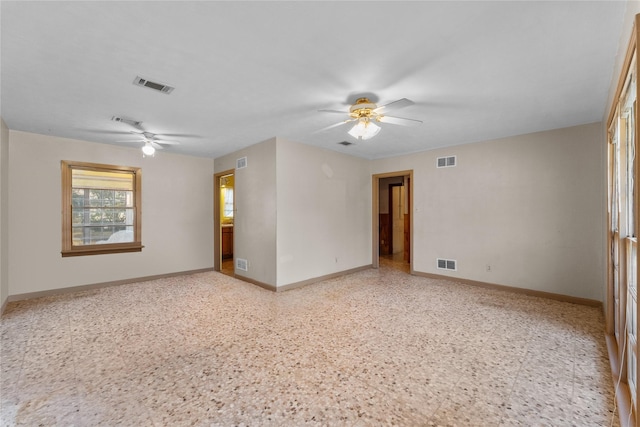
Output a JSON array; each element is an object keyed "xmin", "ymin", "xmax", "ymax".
[
  {"xmin": 133, "ymin": 76, "xmax": 175, "ymax": 94},
  {"xmin": 111, "ymin": 116, "xmax": 142, "ymax": 127},
  {"xmin": 437, "ymin": 156, "xmax": 456, "ymax": 168},
  {"xmin": 338, "ymin": 141, "xmax": 353, "ymax": 146}
]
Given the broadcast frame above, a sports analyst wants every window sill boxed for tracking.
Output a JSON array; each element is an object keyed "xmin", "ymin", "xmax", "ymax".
[{"xmin": 61, "ymin": 243, "xmax": 144, "ymax": 257}]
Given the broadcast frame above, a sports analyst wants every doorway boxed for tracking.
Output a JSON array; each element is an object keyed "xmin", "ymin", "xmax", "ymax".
[
  {"xmin": 214, "ymin": 170, "xmax": 235, "ymax": 276},
  {"xmin": 372, "ymin": 171, "xmax": 413, "ymax": 273}
]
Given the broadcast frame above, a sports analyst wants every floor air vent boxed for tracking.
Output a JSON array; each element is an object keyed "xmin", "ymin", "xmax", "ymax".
[
  {"xmin": 437, "ymin": 258, "xmax": 457, "ymax": 271},
  {"xmin": 437, "ymin": 156, "xmax": 456, "ymax": 168},
  {"xmin": 133, "ymin": 76, "xmax": 175, "ymax": 94},
  {"xmin": 236, "ymin": 258, "xmax": 248, "ymax": 271}
]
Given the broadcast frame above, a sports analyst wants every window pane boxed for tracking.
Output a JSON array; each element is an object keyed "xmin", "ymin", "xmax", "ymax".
[
  {"xmin": 72, "ymin": 225, "xmax": 134, "ymax": 245},
  {"xmin": 613, "ymin": 138, "xmax": 620, "ymax": 231},
  {"xmin": 72, "ymin": 188, "xmax": 85, "ymax": 207},
  {"xmin": 70, "ymin": 167, "xmax": 135, "ymax": 247},
  {"xmin": 88, "ymin": 189, "xmax": 100, "ymax": 207},
  {"xmin": 224, "ymin": 188, "xmax": 234, "ymax": 218},
  {"xmin": 71, "ymin": 209, "xmax": 84, "ymax": 225},
  {"xmin": 628, "ymin": 349, "xmax": 637, "ymax": 405},
  {"xmin": 115, "ymin": 191, "xmax": 130, "ymax": 207}
]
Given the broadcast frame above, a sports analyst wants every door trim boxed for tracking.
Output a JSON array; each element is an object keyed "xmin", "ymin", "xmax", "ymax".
[{"xmin": 372, "ymin": 170, "xmax": 413, "ymax": 271}]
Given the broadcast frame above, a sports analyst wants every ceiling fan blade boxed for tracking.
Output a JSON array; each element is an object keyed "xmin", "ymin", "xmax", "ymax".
[
  {"xmin": 150, "ymin": 142, "xmax": 164, "ymax": 150},
  {"xmin": 115, "ymin": 139, "xmax": 146, "ymax": 143},
  {"xmin": 153, "ymin": 139, "xmax": 180, "ymax": 145},
  {"xmin": 129, "ymin": 131, "xmax": 149, "ymax": 136},
  {"xmin": 378, "ymin": 115, "xmax": 423, "ymax": 126},
  {"xmin": 374, "ymin": 98, "xmax": 415, "ymax": 113},
  {"xmin": 80, "ymin": 129, "xmax": 134, "ymax": 136},
  {"xmin": 157, "ymin": 133, "xmax": 198, "ymax": 138},
  {"xmin": 316, "ymin": 119, "xmax": 355, "ymax": 133},
  {"xmin": 318, "ymin": 109, "xmax": 350, "ymax": 114}
]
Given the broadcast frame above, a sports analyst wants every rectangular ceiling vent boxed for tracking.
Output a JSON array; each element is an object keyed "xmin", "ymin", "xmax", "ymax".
[
  {"xmin": 133, "ymin": 76, "xmax": 174, "ymax": 94},
  {"xmin": 236, "ymin": 157, "xmax": 247, "ymax": 170},
  {"xmin": 111, "ymin": 116, "xmax": 142, "ymax": 127},
  {"xmin": 437, "ymin": 156, "xmax": 456, "ymax": 168},
  {"xmin": 437, "ymin": 258, "xmax": 457, "ymax": 271}
]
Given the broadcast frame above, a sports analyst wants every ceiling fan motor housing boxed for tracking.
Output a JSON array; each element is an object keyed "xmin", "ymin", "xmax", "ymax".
[{"xmin": 349, "ymin": 97, "xmax": 378, "ymax": 121}]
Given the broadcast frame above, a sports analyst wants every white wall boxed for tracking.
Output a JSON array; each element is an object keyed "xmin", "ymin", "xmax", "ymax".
[
  {"xmin": 8, "ymin": 131, "xmax": 214, "ymax": 296},
  {"xmin": 275, "ymin": 138, "xmax": 371, "ymax": 287},
  {"xmin": 214, "ymin": 138, "xmax": 277, "ymax": 286},
  {"xmin": 0, "ymin": 118, "xmax": 9, "ymax": 309},
  {"xmin": 372, "ymin": 122, "xmax": 605, "ymax": 301}
]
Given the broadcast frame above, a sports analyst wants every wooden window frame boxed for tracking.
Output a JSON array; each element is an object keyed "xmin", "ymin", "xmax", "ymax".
[
  {"xmin": 61, "ymin": 160, "xmax": 143, "ymax": 257},
  {"xmin": 607, "ymin": 15, "xmax": 640, "ymax": 427}
]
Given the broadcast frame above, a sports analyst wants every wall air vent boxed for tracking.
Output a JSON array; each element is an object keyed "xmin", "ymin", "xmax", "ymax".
[
  {"xmin": 111, "ymin": 116, "xmax": 142, "ymax": 127},
  {"xmin": 338, "ymin": 141, "xmax": 353, "ymax": 146},
  {"xmin": 437, "ymin": 258, "xmax": 457, "ymax": 271},
  {"xmin": 236, "ymin": 157, "xmax": 247, "ymax": 169},
  {"xmin": 236, "ymin": 258, "xmax": 248, "ymax": 271},
  {"xmin": 133, "ymin": 76, "xmax": 175, "ymax": 94},
  {"xmin": 437, "ymin": 156, "xmax": 456, "ymax": 168}
]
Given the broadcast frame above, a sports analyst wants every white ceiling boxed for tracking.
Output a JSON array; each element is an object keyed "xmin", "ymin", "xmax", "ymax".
[{"xmin": 0, "ymin": 1, "xmax": 627, "ymax": 160}]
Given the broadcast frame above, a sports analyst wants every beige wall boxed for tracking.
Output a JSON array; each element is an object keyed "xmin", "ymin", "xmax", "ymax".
[
  {"xmin": 1, "ymin": 122, "xmax": 608, "ymax": 301},
  {"xmin": 0, "ymin": 118, "xmax": 9, "ymax": 309},
  {"xmin": 8, "ymin": 131, "xmax": 214, "ymax": 297},
  {"xmin": 214, "ymin": 138, "xmax": 277, "ymax": 286},
  {"xmin": 372, "ymin": 122, "xmax": 605, "ymax": 301},
  {"xmin": 214, "ymin": 137, "xmax": 370, "ymax": 288},
  {"xmin": 275, "ymin": 138, "xmax": 371, "ymax": 287}
]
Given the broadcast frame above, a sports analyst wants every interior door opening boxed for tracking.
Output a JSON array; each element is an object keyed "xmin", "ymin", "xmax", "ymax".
[
  {"xmin": 214, "ymin": 170, "xmax": 235, "ymax": 277},
  {"xmin": 372, "ymin": 171, "xmax": 412, "ymax": 273}
]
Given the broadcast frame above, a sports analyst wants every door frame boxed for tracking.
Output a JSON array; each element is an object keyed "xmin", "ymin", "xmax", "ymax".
[
  {"xmin": 372, "ymin": 170, "xmax": 413, "ymax": 271},
  {"xmin": 214, "ymin": 169, "xmax": 235, "ymax": 272}
]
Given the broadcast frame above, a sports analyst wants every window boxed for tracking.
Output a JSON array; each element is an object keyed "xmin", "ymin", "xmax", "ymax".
[
  {"xmin": 61, "ymin": 161, "xmax": 142, "ymax": 257},
  {"xmin": 223, "ymin": 188, "xmax": 234, "ymax": 219},
  {"xmin": 220, "ymin": 174, "xmax": 234, "ymax": 224},
  {"xmin": 608, "ymin": 40, "xmax": 638, "ymax": 420}
]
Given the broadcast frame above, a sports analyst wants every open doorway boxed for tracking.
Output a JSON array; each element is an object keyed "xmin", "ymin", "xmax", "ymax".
[
  {"xmin": 372, "ymin": 171, "xmax": 413, "ymax": 273},
  {"xmin": 214, "ymin": 170, "xmax": 235, "ymax": 277}
]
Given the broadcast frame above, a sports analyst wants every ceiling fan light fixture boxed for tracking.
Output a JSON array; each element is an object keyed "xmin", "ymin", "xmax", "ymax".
[
  {"xmin": 142, "ymin": 141, "xmax": 156, "ymax": 156},
  {"xmin": 348, "ymin": 119, "xmax": 381, "ymax": 140},
  {"xmin": 319, "ymin": 96, "xmax": 420, "ymax": 140}
]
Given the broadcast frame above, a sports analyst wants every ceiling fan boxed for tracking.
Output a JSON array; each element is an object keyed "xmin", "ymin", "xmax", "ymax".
[
  {"xmin": 82, "ymin": 116, "xmax": 196, "ymax": 156},
  {"xmin": 116, "ymin": 131, "xmax": 180, "ymax": 156},
  {"xmin": 319, "ymin": 97, "xmax": 422, "ymax": 140}
]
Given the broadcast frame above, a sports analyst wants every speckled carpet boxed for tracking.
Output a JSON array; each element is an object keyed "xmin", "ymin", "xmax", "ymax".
[{"xmin": 1, "ymin": 261, "xmax": 618, "ymax": 426}]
